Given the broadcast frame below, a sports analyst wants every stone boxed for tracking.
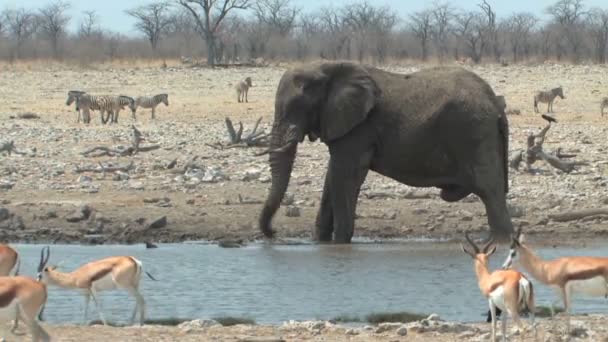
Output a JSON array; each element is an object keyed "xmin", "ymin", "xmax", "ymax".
[
  {"xmin": 9, "ymin": 216, "xmax": 25, "ymax": 230},
  {"xmin": 508, "ymin": 204, "xmax": 525, "ymax": 218},
  {"xmin": 0, "ymin": 208, "xmax": 9, "ymax": 222},
  {"xmin": 242, "ymin": 168, "xmax": 261, "ymax": 181},
  {"xmin": 202, "ymin": 166, "xmax": 228, "ymax": 183},
  {"xmin": 129, "ymin": 181, "xmax": 145, "ymax": 190},
  {"xmin": 145, "ymin": 241, "xmax": 158, "ymax": 249},
  {"xmin": 0, "ymin": 181, "xmax": 14, "ymax": 190},
  {"xmin": 282, "ymin": 193, "xmax": 295, "ymax": 206},
  {"xmin": 77, "ymin": 175, "xmax": 92, "ymax": 183},
  {"xmin": 285, "ymin": 206, "xmax": 301, "ymax": 217},
  {"xmin": 396, "ymin": 326, "xmax": 408, "ymax": 336},
  {"xmin": 375, "ymin": 322, "xmax": 403, "ymax": 333},
  {"xmin": 177, "ymin": 319, "xmax": 220, "ymax": 331},
  {"xmin": 112, "ymin": 171, "xmax": 130, "ymax": 181},
  {"xmin": 426, "ymin": 313, "xmax": 440, "ymax": 321},
  {"xmin": 238, "ymin": 338, "xmax": 285, "ymax": 342},
  {"xmin": 146, "ymin": 216, "xmax": 167, "ymax": 230},
  {"xmin": 66, "ymin": 205, "xmax": 92, "ymax": 223},
  {"xmin": 345, "ymin": 329, "xmax": 360, "ymax": 335},
  {"xmin": 413, "ymin": 208, "xmax": 428, "ymax": 215}
]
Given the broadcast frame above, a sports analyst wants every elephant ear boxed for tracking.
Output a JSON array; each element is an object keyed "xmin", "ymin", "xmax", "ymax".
[{"xmin": 319, "ymin": 63, "xmax": 380, "ymax": 142}]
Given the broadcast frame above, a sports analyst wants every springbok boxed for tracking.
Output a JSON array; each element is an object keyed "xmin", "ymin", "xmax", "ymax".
[
  {"xmin": 37, "ymin": 246, "xmax": 156, "ymax": 326},
  {"xmin": 0, "ymin": 249, "xmax": 49, "ymax": 341},
  {"xmin": 461, "ymin": 233, "xmax": 535, "ymax": 342},
  {"xmin": 0, "ymin": 245, "xmax": 19, "ymax": 277},
  {"xmin": 503, "ymin": 228, "xmax": 608, "ymax": 334},
  {"xmin": 0, "ymin": 244, "xmax": 21, "ymax": 333}
]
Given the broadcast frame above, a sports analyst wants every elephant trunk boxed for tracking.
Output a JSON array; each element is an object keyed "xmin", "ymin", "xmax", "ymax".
[{"xmin": 259, "ymin": 124, "xmax": 299, "ymax": 238}]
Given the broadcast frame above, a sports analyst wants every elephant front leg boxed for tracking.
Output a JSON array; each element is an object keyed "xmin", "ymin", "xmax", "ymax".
[
  {"xmin": 314, "ymin": 170, "xmax": 334, "ymax": 242},
  {"xmin": 328, "ymin": 151, "xmax": 371, "ymax": 244}
]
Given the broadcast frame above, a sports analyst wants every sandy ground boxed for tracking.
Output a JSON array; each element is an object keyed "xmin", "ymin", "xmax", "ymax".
[
  {"xmin": 3, "ymin": 313, "xmax": 605, "ymax": 341},
  {"xmin": 1, "ymin": 61, "xmax": 608, "ymax": 247}
]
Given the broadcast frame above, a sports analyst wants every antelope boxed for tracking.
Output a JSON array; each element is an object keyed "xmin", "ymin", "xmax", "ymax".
[
  {"xmin": 0, "ymin": 244, "xmax": 21, "ymax": 333},
  {"xmin": 461, "ymin": 233, "xmax": 535, "ymax": 342},
  {"xmin": 235, "ymin": 77, "xmax": 252, "ymax": 103},
  {"xmin": 0, "ymin": 245, "xmax": 19, "ymax": 278},
  {"xmin": 503, "ymin": 228, "xmax": 608, "ymax": 334},
  {"xmin": 37, "ymin": 246, "xmax": 156, "ymax": 326},
  {"xmin": 0, "ymin": 249, "xmax": 50, "ymax": 341},
  {"xmin": 601, "ymin": 97, "xmax": 608, "ymax": 116}
]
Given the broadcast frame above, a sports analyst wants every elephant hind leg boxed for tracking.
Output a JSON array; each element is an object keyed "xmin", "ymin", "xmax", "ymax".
[
  {"xmin": 439, "ymin": 185, "xmax": 471, "ymax": 202},
  {"xmin": 476, "ymin": 177, "xmax": 513, "ymax": 243}
]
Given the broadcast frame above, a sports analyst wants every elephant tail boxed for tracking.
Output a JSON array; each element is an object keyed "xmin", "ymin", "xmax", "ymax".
[{"xmin": 499, "ymin": 113, "xmax": 509, "ymax": 194}]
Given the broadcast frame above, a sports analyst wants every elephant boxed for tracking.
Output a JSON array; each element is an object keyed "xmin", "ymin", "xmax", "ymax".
[{"xmin": 258, "ymin": 61, "xmax": 512, "ymax": 244}]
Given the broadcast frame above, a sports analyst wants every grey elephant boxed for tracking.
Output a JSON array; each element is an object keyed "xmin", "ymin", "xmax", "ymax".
[{"xmin": 259, "ymin": 62, "xmax": 512, "ymax": 244}]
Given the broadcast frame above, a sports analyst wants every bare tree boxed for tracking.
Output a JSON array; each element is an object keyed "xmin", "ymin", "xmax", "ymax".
[
  {"xmin": 431, "ymin": 2, "xmax": 454, "ymax": 61},
  {"xmin": 453, "ymin": 11, "xmax": 486, "ymax": 63},
  {"xmin": 253, "ymin": 0, "xmax": 298, "ymax": 36},
  {"xmin": 342, "ymin": 1, "xmax": 397, "ymax": 63},
  {"xmin": 478, "ymin": 0, "xmax": 500, "ymax": 61},
  {"xmin": 504, "ymin": 13, "xmax": 537, "ymax": 62},
  {"xmin": 587, "ymin": 8, "xmax": 608, "ymax": 63},
  {"xmin": 294, "ymin": 13, "xmax": 320, "ymax": 59},
  {"xmin": 318, "ymin": 7, "xmax": 350, "ymax": 59},
  {"xmin": 78, "ymin": 10, "xmax": 100, "ymax": 39},
  {"xmin": 408, "ymin": 10, "xmax": 433, "ymax": 61},
  {"xmin": 105, "ymin": 31, "xmax": 121, "ymax": 60},
  {"xmin": 3, "ymin": 8, "xmax": 38, "ymax": 59},
  {"xmin": 176, "ymin": 0, "xmax": 252, "ymax": 66},
  {"xmin": 126, "ymin": 2, "xmax": 172, "ymax": 52},
  {"xmin": 546, "ymin": 0, "xmax": 586, "ymax": 61},
  {"xmin": 38, "ymin": 1, "xmax": 71, "ymax": 59}
]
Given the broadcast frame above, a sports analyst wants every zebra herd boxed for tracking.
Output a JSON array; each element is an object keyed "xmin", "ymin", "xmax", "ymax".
[{"xmin": 66, "ymin": 91, "xmax": 169, "ymax": 124}]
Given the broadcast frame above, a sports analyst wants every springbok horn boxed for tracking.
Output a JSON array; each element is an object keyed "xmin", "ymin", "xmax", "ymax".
[
  {"xmin": 464, "ymin": 232, "xmax": 480, "ymax": 254},
  {"xmin": 482, "ymin": 237, "xmax": 495, "ymax": 253}
]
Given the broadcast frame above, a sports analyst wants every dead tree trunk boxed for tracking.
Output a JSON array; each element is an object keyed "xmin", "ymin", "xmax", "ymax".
[
  {"xmin": 509, "ymin": 118, "xmax": 585, "ymax": 173},
  {"xmin": 207, "ymin": 117, "xmax": 269, "ymax": 150}
]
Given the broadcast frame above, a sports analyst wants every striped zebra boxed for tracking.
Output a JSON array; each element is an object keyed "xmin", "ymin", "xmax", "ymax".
[
  {"xmin": 74, "ymin": 94, "xmax": 118, "ymax": 124},
  {"xmin": 134, "ymin": 94, "xmax": 169, "ymax": 120},
  {"xmin": 533, "ymin": 86, "xmax": 565, "ymax": 113},
  {"xmin": 104, "ymin": 96, "xmax": 136, "ymax": 124},
  {"xmin": 66, "ymin": 90, "xmax": 87, "ymax": 123}
]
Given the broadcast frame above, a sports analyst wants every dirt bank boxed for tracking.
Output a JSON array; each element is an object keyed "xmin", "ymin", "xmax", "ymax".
[{"xmin": 1, "ymin": 62, "xmax": 608, "ymax": 246}]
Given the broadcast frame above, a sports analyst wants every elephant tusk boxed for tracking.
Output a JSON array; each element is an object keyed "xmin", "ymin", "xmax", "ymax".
[{"xmin": 254, "ymin": 141, "xmax": 295, "ymax": 156}]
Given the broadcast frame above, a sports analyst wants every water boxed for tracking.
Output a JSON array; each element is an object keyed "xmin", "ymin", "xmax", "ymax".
[{"xmin": 10, "ymin": 242, "xmax": 608, "ymax": 325}]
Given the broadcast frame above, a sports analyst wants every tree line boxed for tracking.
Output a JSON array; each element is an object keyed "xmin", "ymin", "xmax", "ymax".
[{"xmin": 1, "ymin": 0, "xmax": 607, "ymax": 65}]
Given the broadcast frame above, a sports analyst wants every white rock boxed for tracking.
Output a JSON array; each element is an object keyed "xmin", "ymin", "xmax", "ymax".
[
  {"xmin": 177, "ymin": 319, "xmax": 220, "ymax": 331},
  {"xmin": 242, "ymin": 168, "xmax": 261, "ymax": 181},
  {"xmin": 77, "ymin": 175, "xmax": 92, "ymax": 183}
]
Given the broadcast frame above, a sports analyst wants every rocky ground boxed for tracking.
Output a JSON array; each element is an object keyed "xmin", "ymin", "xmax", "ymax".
[
  {"xmin": 9, "ymin": 313, "xmax": 607, "ymax": 341},
  {"xmin": 1, "ymin": 61, "xmax": 608, "ymax": 246}
]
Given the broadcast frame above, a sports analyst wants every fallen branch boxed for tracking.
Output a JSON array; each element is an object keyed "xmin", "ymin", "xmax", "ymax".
[
  {"xmin": 75, "ymin": 161, "xmax": 135, "ymax": 173},
  {"xmin": 548, "ymin": 208, "xmax": 608, "ymax": 222},
  {"xmin": 0, "ymin": 141, "xmax": 26, "ymax": 156},
  {"xmin": 81, "ymin": 126, "xmax": 159, "ymax": 157},
  {"xmin": 209, "ymin": 117, "xmax": 269, "ymax": 150}
]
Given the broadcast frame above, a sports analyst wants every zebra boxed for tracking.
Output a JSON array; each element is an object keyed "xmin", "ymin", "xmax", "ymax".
[
  {"xmin": 104, "ymin": 96, "xmax": 136, "ymax": 124},
  {"xmin": 134, "ymin": 94, "xmax": 169, "ymax": 120},
  {"xmin": 66, "ymin": 90, "xmax": 87, "ymax": 123},
  {"xmin": 533, "ymin": 86, "xmax": 565, "ymax": 113},
  {"xmin": 601, "ymin": 97, "xmax": 608, "ymax": 117},
  {"xmin": 73, "ymin": 94, "xmax": 116, "ymax": 125}
]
